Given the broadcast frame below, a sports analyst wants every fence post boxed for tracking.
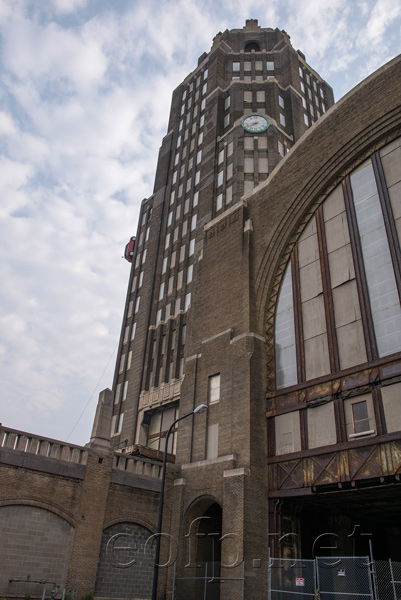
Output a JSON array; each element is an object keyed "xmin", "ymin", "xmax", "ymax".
[{"xmin": 389, "ymin": 559, "xmax": 397, "ymax": 600}]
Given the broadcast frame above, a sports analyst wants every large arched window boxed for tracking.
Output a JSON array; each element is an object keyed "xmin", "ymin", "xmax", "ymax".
[
  {"xmin": 275, "ymin": 146, "xmax": 401, "ymax": 389},
  {"xmin": 271, "ymin": 138, "xmax": 401, "ymax": 457}
]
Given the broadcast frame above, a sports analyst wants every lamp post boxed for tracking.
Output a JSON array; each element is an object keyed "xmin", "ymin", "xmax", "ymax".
[{"xmin": 151, "ymin": 403, "xmax": 208, "ymax": 600}]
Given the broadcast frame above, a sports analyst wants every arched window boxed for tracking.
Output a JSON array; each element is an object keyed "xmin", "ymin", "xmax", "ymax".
[{"xmin": 244, "ymin": 40, "xmax": 260, "ymax": 52}]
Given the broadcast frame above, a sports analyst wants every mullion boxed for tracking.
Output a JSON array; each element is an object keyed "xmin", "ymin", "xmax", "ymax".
[{"xmin": 316, "ymin": 205, "xmax": 340, "ymax": 373}]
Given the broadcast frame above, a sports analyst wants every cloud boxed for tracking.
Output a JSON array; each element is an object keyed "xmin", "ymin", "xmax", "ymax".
[{"xmin": 0, "ymin": 0, "xmax": 400, "ymax": 445}]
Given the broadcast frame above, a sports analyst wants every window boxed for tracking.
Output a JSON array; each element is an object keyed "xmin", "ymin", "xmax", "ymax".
[
  {"xmin": 135, "ymin": 297, "xmax": 140, "ymax": 313},
  {"xmin": 350, "ymin": 161, "xmax": 401, "ymax": 356},
  {"xmin": 201, "ymin": 99, "xmax": 206, "ymax": 111},
  {"xmin": 198, "ymin": 132, "xmax": 203, "ymax": 145},
  {"xmin": 207, "ymin": 423, "xmax": 219, "ymax": 459},
  {"xmin": 304, "ymin": 114, "xmax": 309, "ymax": 126},
  {"xmin": 156, "ymin": 309, "xmax": 162, "ymax": 325},
  {"xmin": 189, "ymin": 238, "xmax": 195, "ymax": 256},
  {"xmin": 184, "ymin": 292, "xmax": 191, "ymax": 311},
  {"xmin": 302, "ymin": 97, "xmax": 307, "ymax": 109},
  {"xmin": 202, "ymin": 83, "xmax": 207, "ymax": 95},
  {"xmin": 162, "ymin": 256, "xmax": 168, "ymax": 274},
  {"xmin": 170, "ymin": 191, "xmax": 175, "ymax": 205},
  {"xmin": 145, "ymin": 227, "xmax": 150, "ymax": 241},
  {"xmin": 224, "ymin": 114, "xmax": 230, "ymax": 128},
  {"xmin": 266, "ymin": 61, "xmax": 274, "ymax": 70},
  {"xmin": 280, "ymin": 114, "xmax": 286, "ymax": 127},
  {"xmin": 233, "ymin": 61, "xmax": 240, "ymax": 71},
  {"xmin": 170, "ymin": 251, "xmax": 176, "ymax": 269},
  {"xmin": 165, "ymin": 233, "xmax": 170, "ymax": 249},
  {"xmin": 352, "ymin": 401, "xmax": 370, "ymax": 435},
  {"xmin": 216, "ymin": 194, "xmax": 223, "ymax": 210},
  {"xmin": 127, "ymin": 351, "xmax": 132, "ymax": 370},
  {"xmin": 159, "ymin": 282, "xmax": 165, "ymax": 300},
  {"xmin": 110, "ymin": 415, "xmax": 117, "ymax": 436},
  {"xmin": 209, "ymin": 374, "xmax": 220, "ymax": 403},
  {"xmin": 179, "ymin": 244, "xmax": 186, "ymax": 263},
  {"xmin": 225, "ymin": 96, "xmax": 230, "ymax": 110},
  {"xmin": 299, "ymin": 66, "xmax": 303, "ymax": 78},
  {"xmin": 200, "ymin": 115, "xmax": 205, "ymax": 128},
  {"xmin": 176, "ymin": 136, "xmax": 181, "ymax": 148},
  {"xmin": 203, "ymin": 68, "xmax": 208, "ymax": 80},
  {"xmin": 195, "ymin": 170, "xmax": 200, "ymax": 185},
  {"xmin": 320, "ymin": 87, "xmax": 324, "ymax": 98},
  {"xmin": 300, "ymin": 81, "xmax": 305, "ymax": 94},
  {"xmin": 119, "ymin": 353, "xmax": 126, "ymax": 373},
  {"xmin": 217, "ymin": 170, "xmax": 224, "ymax": 187},
  {"xmin": 114, "ymin": 383, "xmax": 121, "ymax": 405},
  {"xmin": 193, "ymin": 191, "xmax": 199, "ymax": 207},
  {"xmin": 179, "ymin": 119, "xmax": 183, "ymax": 131},
  {"xmin": 142, "ymin": 249, "xmax": 147, "ymax": 264},
  {"xmin": 191, "ymin": 214, "xmax": 197, "ymax": 231},
  {"xmin": 278, "ymin": 141, "xmax": 284, "ymax": 156},
  {"xmin": 196, "ymin": 150, "xmax": 202, "ymax": 165},
  {"xmin": 187, "ymin": 264, "xmax": 193, "ymax": 283},
  {"xmin": 177, "ymin": 270, "xmax": 183, "ymax": 290},
  {"xmin": 139, "ymin": 271, "xmax": 144, "ymax": 288},
  {"xmin": 218, "ymin": 149, "xmax": 224, "ymax": 165},
  {"xmin": 167, "ymin": 211, "xmax": 173, "ymax": 227},
  {"xmin": 279, "ymin": 96, "xmax": 284, "ymax": 108},
  {"xmin": 123, "ymin": 325, "xmax": 130, "ymax": 345},
  {"xmin": 123, "ymin": 380, "xmax": 128, "ymax": 400},
  {"xmin": 275, "ymin": 262, "xmax": 297, "ymax": 389},
  {"xmin": 174, "ymin": 152, "xmax": 179, "ymax": 166},
  {"xmin": 131, "ymin": 322, "xmax": 137, "ymax": 340},
  {"xmin": 147, "ymin": 405, "xmax": 179, "ymax": 454}
]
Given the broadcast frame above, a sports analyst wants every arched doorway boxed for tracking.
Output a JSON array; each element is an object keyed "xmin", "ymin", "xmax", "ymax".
[
  {"xmin": 195, "ymin": 503, "xmax": 222, "ymax": 600},
  {"xmin": 180, "ymin": 498, "xmax": 223, "ymax": 600}
]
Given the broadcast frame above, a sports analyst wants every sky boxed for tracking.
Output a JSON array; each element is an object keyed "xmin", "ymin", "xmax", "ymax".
[{"xmin": 1, "ymin": 0, "xmax": 400, "ymax": 446}]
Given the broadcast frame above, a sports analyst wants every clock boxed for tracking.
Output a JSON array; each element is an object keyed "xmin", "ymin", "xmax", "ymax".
[{"xmin": 241, "ymin": 114, "xmax": 269, "ymax": 133}]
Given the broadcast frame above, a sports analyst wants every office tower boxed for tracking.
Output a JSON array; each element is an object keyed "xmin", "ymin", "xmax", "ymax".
[{"xmin": 111, "ymin": 19, "xmax": 334, "ymax": 453}]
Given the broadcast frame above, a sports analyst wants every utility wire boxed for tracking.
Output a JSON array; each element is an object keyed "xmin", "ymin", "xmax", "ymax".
[{"xmin": 66, "ymin": 341, "xmax": 118, "ymax": 441}]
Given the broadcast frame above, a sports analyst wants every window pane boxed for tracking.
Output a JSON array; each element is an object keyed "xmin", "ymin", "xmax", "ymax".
[
  {"xmin": 350, "ymin": 162, "xmax": 401, "ymax": 357},
  {"xmin": 275, "ymin": 262, "xmax": 297, "ymax": 389}
]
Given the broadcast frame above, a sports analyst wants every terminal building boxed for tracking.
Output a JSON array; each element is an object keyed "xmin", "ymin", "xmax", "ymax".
[{"xmin": 1, "ymin": 19, "xmax": 401, "ymax": 600}]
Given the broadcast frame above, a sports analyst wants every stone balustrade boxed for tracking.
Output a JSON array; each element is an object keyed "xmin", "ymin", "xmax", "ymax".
[
  {"xmin": 0, "ymin": 425, "xmax": 88, "ymax": 465},
  {"xmin": 113, "ymin": 452, "xmax": 162, "ymax": 479}
]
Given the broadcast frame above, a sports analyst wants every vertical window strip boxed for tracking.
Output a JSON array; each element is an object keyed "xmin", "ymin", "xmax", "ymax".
[
  {"xmin": 349, "ymin": 162, "xmax": 401, "ymax": 357},
  {"xmin": 275, "ymin": 261, "xmax": 297, "ymax": 389},
  {"xmin": 371, "ymin": 152, "xmax": 401, "ymax": 303},
  {"xmin": 316, "ymin": 206, "xmax": 340, "ymax": 373},
  {"xmin": 291, "ymin": 249, "xmax": 306, "ymax": 383},
  {"xmin": 343, "ymin": 178, "xmax": 378, "ymax": 361}
]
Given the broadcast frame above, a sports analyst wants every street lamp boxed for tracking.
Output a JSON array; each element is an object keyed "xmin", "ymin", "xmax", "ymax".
[{"xmin": 151, "ymin": 403, "xmax": 208, "ymax": 600}]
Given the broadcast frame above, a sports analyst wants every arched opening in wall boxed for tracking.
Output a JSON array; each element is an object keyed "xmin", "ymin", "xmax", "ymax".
[
  {"xmin": 266, "ymin": 137, "xmax": 401, "ymax": 561},
  {"xmin": 94, "ymin": 522, "xmax": 155, "ymax": 599},
  {"xmin": 244, "ymin": 40, "xmax": 260, "ymax": 52},
  {"xmin": 195, "ymin": 503, "xmax": 222, "ymax": 600},
  {"xmin": 179, "ymin": 498, "xmax": 223, "ymax": 600},
  {"xmin": 0, "ymin": 505, "xmax": 74, "ymax": 598}
]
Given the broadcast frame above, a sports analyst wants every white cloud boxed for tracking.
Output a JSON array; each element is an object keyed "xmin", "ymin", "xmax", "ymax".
[{"xmin": 0, "ymin": 0, "xmax": 400, "ymax": 445}]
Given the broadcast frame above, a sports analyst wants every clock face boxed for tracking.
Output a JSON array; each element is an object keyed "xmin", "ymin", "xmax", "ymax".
[{"xmin": 242, "ymin": 114, "xmax": 269, "ymax": 133}]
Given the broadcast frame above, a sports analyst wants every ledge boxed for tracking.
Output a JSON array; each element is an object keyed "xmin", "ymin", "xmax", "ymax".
[{"xmin": 181, "ymin": 454, "xmax": 236, "ymax": 470}]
